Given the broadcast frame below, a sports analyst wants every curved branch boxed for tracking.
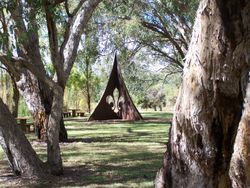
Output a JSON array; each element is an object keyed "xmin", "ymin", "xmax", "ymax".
[
  {"xmin": 44, "ymin": 1, "xmax": 64, "ymax": 85},
  {"xmin": 61, "ymin": 0, "xmax": 102, "ymax": 80},
  {"xmin": 0, "ymin": 52, "xmax": 57, "ymax": 90}
]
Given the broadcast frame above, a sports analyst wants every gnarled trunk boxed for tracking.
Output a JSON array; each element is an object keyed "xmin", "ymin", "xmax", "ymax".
[
  {"xmin": 0, "ymin": 99, "xmax": 46, "ymax": 178},
  {"xmin": 156, "ymin": 0, "xmax": 250, "ymax": 187},
  {"xmin": 16, "ymin": 70, "xmax": 67, "ymax": 141},
  {"xmin": 230, "ymin": 82, "xmax": 250, "ymax": 187}
]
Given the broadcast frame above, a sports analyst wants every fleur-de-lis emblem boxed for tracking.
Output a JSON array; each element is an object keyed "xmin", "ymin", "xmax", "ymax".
[{"xmin": 106, "ymin": 88, "xmax": 124, "ymax": 113}]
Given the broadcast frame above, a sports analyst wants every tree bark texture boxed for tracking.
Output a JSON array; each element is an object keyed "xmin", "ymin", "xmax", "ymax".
[
  {"xmin": 0, "ymin": 99, "xmax": 46, "ymax": 178},
  {"xmin": 156, "ymin": 0, "xmax": 250, "ymax": 187},
  {"xmin": 86, "ymin": 59, "xmax": 91, "ymax": 113},
  {"xmin": 229, "ymin": 81, "xmax": 250, "ymax": 188},
  {"xmin": 16, "ymin": 70, "xmax": 47, "ymax": 138},
  {"xmin": 10, "ymin": 75, "xmax": 19, "ymax": 118},
  {"xmin": 47, "ymin": 88, "xmax": 64, "ymax": 175}
]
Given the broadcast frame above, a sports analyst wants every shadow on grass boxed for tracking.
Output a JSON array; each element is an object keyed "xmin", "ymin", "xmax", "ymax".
[
  {"xmin": 66, "ymin": 131, "xmax": 167, "ymax": 144},
  {"xmin": 33, "ymin": 150, "xmax": 163, "ymax": 187},
  {"xmin": 0, "ymin": 112, "xmax": 170, "ymax": 187}
]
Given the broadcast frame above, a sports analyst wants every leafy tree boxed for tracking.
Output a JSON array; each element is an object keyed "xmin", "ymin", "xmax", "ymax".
[
  {"xmin": 0, "ymin": 0, "xmax": 102, "ymax": 176},
  {"xmin": 97, "ymin": 0, "xmax": 199, "ymax": 75},
  {"xmin": 138, "ymin": 86, "xmax": 166, "ymax": 111}
]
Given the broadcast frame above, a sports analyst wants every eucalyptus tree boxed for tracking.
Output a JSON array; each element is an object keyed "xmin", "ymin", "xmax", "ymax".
[
  {"xmin": 97, "ymin": 0, "xmax": 199, "ymax": 76},
  {"xmin": 138, "ymin": 0, "xmax": 199, "ymax": 71},
  {"xmin": 155, "ymin": 0, "xmax": 250, "ymax": 187},
  {"xmin": 77, "ymin": 31, "xmax": 99, "ymax": 113},
  {"xmin": 0, "ymin": 0, "xmax": 102, "ymax": 175}
]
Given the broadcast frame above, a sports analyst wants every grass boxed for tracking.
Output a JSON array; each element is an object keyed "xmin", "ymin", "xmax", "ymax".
[{"xmin": 0, "ymin": 111, "xmax": 172, "ymax": 188}]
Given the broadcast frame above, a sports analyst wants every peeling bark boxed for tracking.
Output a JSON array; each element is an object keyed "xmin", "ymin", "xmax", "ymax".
[
  {"xmin": 156, "ymin": 0, "xmax": 250, "ymax": 187},
  {"xmin": 229, "ymin": 83, "xmax": 250, "ymax": 187}
]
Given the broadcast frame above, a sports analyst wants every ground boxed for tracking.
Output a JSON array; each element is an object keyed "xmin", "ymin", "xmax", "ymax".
[{"xmin": 0, "ymin": 112, "xmax": 171, "ymax": 188}]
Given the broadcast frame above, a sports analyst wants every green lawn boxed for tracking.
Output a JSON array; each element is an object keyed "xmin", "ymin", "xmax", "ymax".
[{"xmin": 0, "ymin": 112, "xmax": 171, "ymax": 188}]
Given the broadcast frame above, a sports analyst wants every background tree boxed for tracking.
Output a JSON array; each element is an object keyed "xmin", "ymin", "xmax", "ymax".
[
  {"xmin": 97, "ymin": 0, "xmax": 199, "ymax": 75},
  {"xmin": 0, "ymin": 0, "xmax": 102, "ymax": 175},
  {"xmin": 155, "ymin": 0, "xmax": 250, "ymax": 187},
  {"xmin": 138, "ymin": 86, "xmax": 166, "ymax": 111},
  {"xmin": 77, "ymin": 32, "xmax": 100, "ymax": 113}
]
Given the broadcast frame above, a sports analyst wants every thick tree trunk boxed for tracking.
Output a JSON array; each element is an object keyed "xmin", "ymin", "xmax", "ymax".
[
  {"xmin": 47, "ymin": 87, "xmax": 64, "ymax": 175},
  {"xmin": 16, "ymin": 70, "xmax": 48, "ymax": 139},
  {"xmin": 156, "ymin": 0, "xmax": 250, "ymax": 187},
  {"xmin": 0, "ymin": 99, "xmax": 46, "ymax": 178},
  {"xmin": 229, "ymin": 82, "xmax": 250, "ymax": 187},
  {"xmin": 17, "ymin": 72, "xmax": 66, "ymax": 175},
  {"xmin": 39, "ymin": 83, "xmax": 68, "ymax": 142}
]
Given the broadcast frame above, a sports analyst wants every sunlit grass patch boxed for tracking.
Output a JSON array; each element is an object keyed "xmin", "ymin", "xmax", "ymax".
[{"xmin": 0, "ymin": 111, "xmax": 171, "ymax": 187}]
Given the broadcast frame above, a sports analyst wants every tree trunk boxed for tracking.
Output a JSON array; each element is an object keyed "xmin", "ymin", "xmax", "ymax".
[
  {"xmin": 11, "ymin": 76, "xmax": 19, "ymax": 118},
  {"xmin": 16, "ymin": 70, "xmax": 48, "ymax": 140},
  {"xmin": 155, "ymin": 0, "xmax": 250, "ymax": 187},
  {"xmin": 229, "ymin": 82, "xmax": 250, "ymax": 187},
  {"xmin": 39, "ymin": 82, "xmax": 68, "ymax": 142},
  {"xmin": 86, "ymin": 60, "xmax": 91, "ymax": 113},
  {"xmin": 47, "ymin": 87, "xmax": 64, "ymax": 175},
  {"xmin": 0, "ymin": 98, "xmax": 46, "ymax": 178},
  {"xmin": 59, "ymin": 115, "xmax": 68, "ymax": 142}
]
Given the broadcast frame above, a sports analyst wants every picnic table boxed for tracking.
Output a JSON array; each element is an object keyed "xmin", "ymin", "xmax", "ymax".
[
  {"xmin": 77, "ymin": 111, "xmax": 85, "ymax": 117},
  {"xmin": 69, "ymin": 109, "xmax": 80, "ymax": 117},
  {"xmin": 16, "ymin": 117, "xmax": 33, "ymax": 132},
  {"xmin": 63, "ymin": 109, "xmax": 85, "ymax": 118},
  {"xmin": 63, "ymin": 111, "xmax": 71, "ymax": 117}
]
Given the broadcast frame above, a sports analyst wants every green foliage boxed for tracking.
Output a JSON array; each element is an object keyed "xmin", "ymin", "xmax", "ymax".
[
  {"xmin": 138, "ymin": 86, "xmax": 166, "ymax": 110},
  {"xmin": 18, "ymin": 97, "xmax": 31, "ymax": 117},
  {"xmin": 1, "ymin": 0, "xmax": 196, "ymax": 115},
  {"xmin": 65, "ymin": 30, "xmax": 101, "ymax": 111}
]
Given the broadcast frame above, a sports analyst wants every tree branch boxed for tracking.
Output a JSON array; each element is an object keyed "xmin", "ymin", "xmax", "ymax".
[
  {"xmin": 61, "ymin": 0, "xmax": 102, "ymax": 81},
  {"xmin": 71, "ymin": 0, "xmax": 88, "ymax": 17},
  {"xmin": 141, "ymin": 40, "xmax": 184, "ymax": 70},
  {"xmin": 0, "ymin": 52, "xmax": 57, "ymax": 90},
  {"xmin": 44, "ymin": 1, "xmax": 64, "ymax": 85},
  {"xmin": 64, "ymin": 0, "xmax": 72, "ymax": 17},
  {"xmin": 59, "ymin": 0, "xmax": 91, "ymax": 67},
  {"xmin": 0, "ymin": 65, "xmax": 8, "ymax": 72},
  {"xmin": 152, "ymin": 10, "xmax": 185, "ymax": 59}
]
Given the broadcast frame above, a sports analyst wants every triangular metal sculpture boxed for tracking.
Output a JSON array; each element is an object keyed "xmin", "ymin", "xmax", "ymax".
[{"xmin": 88, "ymin": 55, "xmax": 143, "ymax": 121}]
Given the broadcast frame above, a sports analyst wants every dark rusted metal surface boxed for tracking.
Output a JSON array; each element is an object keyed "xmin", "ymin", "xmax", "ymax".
[{"xmin": 88, "ymin": 55, "xmax": 143, "ymax": 121}]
